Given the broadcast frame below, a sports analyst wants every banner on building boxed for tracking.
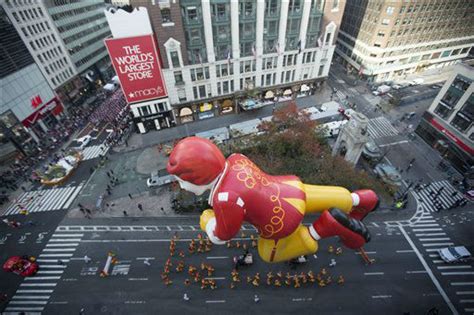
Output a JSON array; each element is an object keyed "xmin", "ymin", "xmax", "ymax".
[{"xmin": 105, "ymin": 34, "xmax": 167, "ymax": 104}]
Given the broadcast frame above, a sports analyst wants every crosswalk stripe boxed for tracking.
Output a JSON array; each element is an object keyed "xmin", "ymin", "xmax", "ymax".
[
  {"xmin": 39, "ymin": 253, "xmax": 73, "ymax": 257},
  {"xmin": 367, "ymin": 117, "xmax": 398, "ymax": 139},
  {"xmin": 441, "ymin": 272, "xmax": 474, "ymax": 276},
  {"xmin": 43, "ymin": 248, "xmax": 76, "ymax": 252},
  {"xmin": 20, "ymin": 283, "xmax": 57, "ymax": 287},
  {"xmin": 4, "ymin": 307, "xmax": 44, "ymax": 311},
  {"xmin": 81, "ymin": 145, "xmax": 108, "ymax": 160},
  {"xmin": 12, "ymin": 296, "xmax": 50, "ymax": 300},
  {"xmin": 36, "ymin": 259, "xmax": 70, "ymax": 263},
  {"xmin": 25, "ymin": 276, "xmax": 61, "ymax": 280},
  {"xmin": 457, "ymin": 291, "xmax": 474, "ymax": 295},
  {"xmin": 413, "ymin": 180, "xmax": 465, "ymax": 212},
  {"xmin": 46, "ymin": 243, "xmax": 79, "ymax": 247},
  {"xmin": 16, "ymin": 290, "xmax": 53, "ymax": 293},
  {"xmin": 36, "ymin": 270, "xmax": 64, "ymax": 274},
  {"xmin": 49, "ymin": 238, "xmax": 82, "ymax": 242},
  {"xmin": 4, "ymin": 184, "xmax": 84, "ymax": 215},
  {"xmin": 437, "ymin": 266, "xmax": 472, "ymax": 270},
  {"xmin": 9, "ymin": 301, "xmax": 48, "ymax": 305},
  {"xmin": 52, "ymin": 234, "xmax": 84, "ymax": 237},
  {"xmin": 419, "ymin": 238, "xmax": 451, "ymax": 241},
  {"xmin": 422, "ymin": 243, "xmax": 454, "ymax": 247},
  {"xmin": 63, "ymin": 185, "xmax": 84, "ymax": 209}
]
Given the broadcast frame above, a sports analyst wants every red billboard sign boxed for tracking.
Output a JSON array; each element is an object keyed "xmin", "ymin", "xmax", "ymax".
[
  {"xmin": 31, "ymin": 95, "xmax": 43, "ymax": 108},
  {"xmin": 105, "ymin": 34, "xmax": 167, "ymax": 104},
  {"xmin": 430, "ymin": 117, "xmax": 474, "ymax": 155}
]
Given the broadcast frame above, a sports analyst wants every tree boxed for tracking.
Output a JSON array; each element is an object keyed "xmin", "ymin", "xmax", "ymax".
[{"xmin": 233, "ymin": 102, "xmax": 392, "ymax": 199}]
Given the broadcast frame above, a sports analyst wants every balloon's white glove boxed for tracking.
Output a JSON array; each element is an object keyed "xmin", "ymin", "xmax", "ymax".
[{"xmin": 205, "ymin": 217, "xmax": 226, "ymax": 245}]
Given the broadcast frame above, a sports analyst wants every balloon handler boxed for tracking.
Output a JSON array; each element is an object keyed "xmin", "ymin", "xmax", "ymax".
[{"xmin": 167, "ymin": 137, "xmax": 379, "ymax": 263}]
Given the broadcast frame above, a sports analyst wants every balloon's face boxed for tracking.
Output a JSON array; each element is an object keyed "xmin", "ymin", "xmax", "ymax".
[{"xmin": 176, "ymin": 176, "xmax": 210, "ymax": 196}]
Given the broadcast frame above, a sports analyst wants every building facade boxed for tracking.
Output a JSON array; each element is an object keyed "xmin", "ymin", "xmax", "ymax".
[
  {"xmin": 416, "ymin": 62, "xmax": 473, "ymax": 175},
  {"xmin": 128, "ymin": 0, "xmax": 344, "ymax": 128},
  {"xmin": 0, "ymin": 5, "xmax": 63, "ymax": 161},
  {"xmin": 336, "ymin": 0, "xmax": 474, "ymax": 83},
  {"xmin": 2, "ymin": 0, "xmax": 114, "ymax": 106}
]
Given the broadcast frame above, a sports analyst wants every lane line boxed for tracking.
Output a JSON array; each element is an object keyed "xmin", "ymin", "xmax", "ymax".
[
  {"xmin": 457, "ymin": 292, "xmax": 474, "ymax": 295},
  {"xmin": 372, "ymin": 295, "xmax": 392, "ymax": 298},
  {"xmin": 364, "ymin": 272, "xmax": 384, "ymax": 276},
  {"xmin": 460, "ymin": 300, "xmax": 474, "ymax": 303},
  {"xmin": 452, "ymin": 283, "xmax": 474, "ymax": 286},
  {"xmin": 413, "ymin": 228, "xmax": 443, "ymax": 232},
  {"xmin": 441, "ymin": 272, "xmax": 474, "ymax": 276},
  {"xmin": 36, "ymin": 270, "xmax": 64, "ymax": 274},
  {"xmin": 415, "ymin": 233, "xmax": 447, "ymax": 237},
  {"xmin": 205, "ymin": 300, "xmax": 226, "ymax": 303},
  {"xmin": 396, "ymin": 250, "xmax": 414, "ymax": 253},
  {"xmin": 406, "ymin": 270, "xmax": 428, "ymax": 274},
  {"xmin": 437, "ymin": 266, "xmax": 472, "ymax": 270},
  {"xmin": 206, "ymin": 256, "xmax": 229, "ymax": 259},
  {"xmin": 49, "ymin": 239, "xmax": 82, "ymax": 242},
  {"xmin": 25, "ymin": 276, "xmax": 61, "ymax": 280},
  {"xmin": 16, "ymin": 290, "xmax": 53, "ymax": 293},
  {"xmin": 422, "ymin": 242, "xmax": 454, "ymax": 246},
  {"xmin": 12, "ymin": 296, "xmax": 50, "ymax": 299},
  {"xmin": 51, "ymin": 234, "xmax": 84, "ymax": 237},
  {"xmin": 46, "ymin": 243, "xmax": 79, "ymax": 247},
  {"xmin": 399, "ymin": 226, "xmax": 458, "ymax": 315},
  {"xmin": 128, "ymin": 278, "xmax": 148, "ymax": 281}
]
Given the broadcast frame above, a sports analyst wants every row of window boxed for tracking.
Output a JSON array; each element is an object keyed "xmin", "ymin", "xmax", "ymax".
[
  {"xmin": 35, "ymin": 46, "xmax": 63, "ymax": 64},
  {"xmin": 63, "ymin": 21, "xmax": 108, "ymax": 45},
  {"xmin": 434, "ymin": 98, "xmax": 473, "ymax": 134},
  {"xmin": 57, "ymin": 13, "xmax": 105, "ymax": 33},
  {"xmin": 50, "ymin": 3, "xmax": 103, "ymax": 21},
  {"xmin": 10, "ymin": 6, "xmax": 43, "ymax": 23},
  {"xmin": 74, "ymin": 46, "xmax": 106, "ymax": 68},
  {"xmin": 28, "ymin": 34, "xmax": 57, "ymax": 51},
  {"xmin": 137, "ymin": 101, "xmax": 168, "ymax": 117},
  {"xmin": 21, "ymin": 20, "xmax": 51, "ymax": 37},
  {"xmin": 44, "ymin": 57, "xmax": 68, "ymax": 76},
  {"xmin": 50, "ymin": 68, "xmax": 73, "ymax": 87},
  {"xmin": 67, "ymin": 30, "xmax": 111, "ymax": 56}
]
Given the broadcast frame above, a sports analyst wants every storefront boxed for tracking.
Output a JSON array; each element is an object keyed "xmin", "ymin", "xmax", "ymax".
[
  {"xmin": 198, "ymin": 103, "xmax": 215, "ymax": 120},
  {"xmin": 178, "ymin": 107, "xmax": 194, "ymax": 124},
  {"xmin": 416, "ymin": 112, "xmax": 473, "ymax": 174},
  {"xmin": 219, "ymin": 99, "xmax": 234, "ymax": 115},
  {"xmin": 21, "ymin": 97, "xmax": 64, "ymax": 137},
  {"xmin": 134, "ymin": 110, "xmax": 174, "ymax": 133}
]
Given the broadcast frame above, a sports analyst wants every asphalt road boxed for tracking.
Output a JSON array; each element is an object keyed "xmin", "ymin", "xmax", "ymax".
[{"xmin": 23, "ymin": 218, "xmax": 462, "ymax": 314}]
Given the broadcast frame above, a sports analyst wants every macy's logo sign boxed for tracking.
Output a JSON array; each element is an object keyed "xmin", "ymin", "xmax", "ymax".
[{"xmin": 128, "ymin": 86, "xmax": 164, "ymax": 99}]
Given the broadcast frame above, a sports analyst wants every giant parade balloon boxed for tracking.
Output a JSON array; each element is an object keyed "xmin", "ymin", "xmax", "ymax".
[{"xmin": 167, "ymin": 137, "xmax": 379, "ymax": 263}]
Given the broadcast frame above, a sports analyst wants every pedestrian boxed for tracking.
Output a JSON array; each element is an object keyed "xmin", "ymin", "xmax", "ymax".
[
  {"xmin": 20, "ymin": 186, "xmax": 26, "ymax": 192},
  {"xmin": 183, "ymin": 293, "xmax": 190, "ymax": 301},
  {"xmin": 106, "ymin": 172, "xmax": 111, "ymax": 178},
  {"xmin": 58, "ymin": 259, "xmax": 64, "ymax": 265},
  {"xmin": 254, "ymin": 294, "xmax": 260, "ymax": 303},
  {"xmin": 160, "ymin": 207, "xmax": 165, "ymax": 213},
  {"xmin": 84, "ymin": 255, "xmax": 91, "ymax": 263},
  {"xmin": 451, "ymin": 191, "xmax": 458, "ymax": 197},
  {"xmin": 85, "ymin": 209, "xmax": 91, "ymax": 215},
  {"xmin": 110, "ymin": 170, "xmax": 114, "ymax": 175},
  {"xmin": 123, "ymin": 210, "xmax": 128, "ymax": 216},
  {"xmin": 78, "ymin": 203, "xmax": 84, "ymax": 210},
  {"xmin": 138, "ymin": 203, "xmax": 143, "ymax": 211},
  {"xmin": 128, "ymin": 193, "xmax": 133, "ymax": 199},
  {"xmin": 89, "ymin": 167, "xmax": 94, "ymax": 175}
]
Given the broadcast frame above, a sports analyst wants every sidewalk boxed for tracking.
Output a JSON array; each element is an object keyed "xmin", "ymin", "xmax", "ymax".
[
  {"xmin": 113, "ymin": 84, "xmax": 333, "ymax": 153},
  {"xmin": 68, "ymin": 186, "xmax": 175, "ymax": 218}
]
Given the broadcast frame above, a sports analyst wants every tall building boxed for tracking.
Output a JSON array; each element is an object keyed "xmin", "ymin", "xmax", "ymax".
[
  {"xmin": 0, "ymin": 4, "xmax": 63, "ymax": 161},
  {"xmin": 2, "ymin": 0, "xmax": 114, "ymax": 106},
  {"xmin": 126, "ymin": 0, "xmax": 344, "ymax": 130},
  {"xmin": 416, "ymin": 61, "xmax": 473, "ymax": 175},
  {"xmin": 335, "ymin": 0, "xmax": 474, "ymax": 83}
]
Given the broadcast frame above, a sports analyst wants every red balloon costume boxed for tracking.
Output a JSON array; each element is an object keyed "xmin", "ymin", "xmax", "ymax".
[{"xmin": 167, "ymin": 137, "xmax": 379, "ymax": 263}]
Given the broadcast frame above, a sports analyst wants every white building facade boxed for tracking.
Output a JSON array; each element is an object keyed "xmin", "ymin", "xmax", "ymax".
[{"xmin": 129, "ymin": 0, "xmax": 344, "ymax": 127}]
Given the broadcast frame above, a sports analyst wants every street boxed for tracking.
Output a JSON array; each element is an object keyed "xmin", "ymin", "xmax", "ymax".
[{"xmin": 1, "ymin": 62, "xmax": 473, "ymax": 315}]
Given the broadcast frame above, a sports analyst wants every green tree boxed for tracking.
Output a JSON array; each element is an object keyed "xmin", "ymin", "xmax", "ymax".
[{"xmin": 233, "ymin": 102, "xmax": 392, "ymax": 199}]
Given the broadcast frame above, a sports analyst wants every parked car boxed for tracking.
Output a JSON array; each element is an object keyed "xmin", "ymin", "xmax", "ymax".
[
  {"xmin": 362, "ymin": 141, "xmax": 382, "ymax": 161},
  {"xmin": 374, "ymin": 163, "xmax": 402, "ymax": 186},
  {"xmin": 75, "ymin": 135, "xmax": 92, "ymax": 150},
  {"xmin": 147, "ymin": 169, "xmax": 175, "ymax": 188},
  {"xmin": 392, "ymin": 84, "xmax": 403, "ymax": 90},
  {"xmin": 431, "ymin": 84, "xmax": 443, "ymax": 89},
  {"xmin": 409, "ymin": 78, "xmax": 424, "ymax": 86},
  {"xmin": 438, "ymin": 246, "xmax": 472, "ymax": 263},
  {"xmin": 404, "ymin": 112, "xmax": 417, "ymax": 120},
  {"xmin": 372, "ymin": 85, "xmax": 391, "ymax": 96},
  {"xmin": 3, "ymin": 256, "xmax": 39, "ymax": 277}
]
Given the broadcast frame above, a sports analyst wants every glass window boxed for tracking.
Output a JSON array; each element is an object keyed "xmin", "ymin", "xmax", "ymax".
[
  {"xmin": 187, "ymin": 7, "xmax": 197, "ymax": 21},
  {"xmin": 161, "ymin": 9, "xmax": 172, "ymax": 23},
  {"xmin": 382, "ymin": 19, "xmax": 390, "ymax": 25},
  {"xmin": 386, "ymin": 6, "xmax": 394, "ymax": 15},
  {"xmin": 174, "ymin": 71, "xmax": 183, "ymax": 84},
  {"xmin": 170, "ymin": 51, "xmax": 180, "ymax": 67},
  {"xmin": 199, "ymin": 85, "xmax": 206, "ymax": 98},
  {"xmin": 450, "ymin": 113, "xmax": 471, "ymax": 132}
]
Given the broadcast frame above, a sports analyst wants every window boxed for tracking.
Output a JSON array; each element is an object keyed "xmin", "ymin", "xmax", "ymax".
[
  {"xmin": 265, "ymin": 0, "xmax": 279, "ymax": 16},
  {"xmin": 382, "ymin": 19, "xmax": 390, "ymax": 25},
  {"xmin": 450, "ymin": 112, "xmax": 471, "ymax": 132},
  {"xmin": 318, "ymin": 65, "xmax": 324, "ymax": 76},
  {"xmin": 332, "ymin": 0, "xmax": 339, "ymax": 11},
  {"xmin": 161, "ymin": 9, "xmax": 172, "ymax": 23},
  {"xmin": 170, "ymin": 51, "xmax": 180, "ymax": 68},
  {"xmin": 386, "ymin": 6, "xmax": 394, "ymax": 15},
  {"xmin": 452, "ymin": 76, "xmax": 471, "ymax": 91},
  {"xmin": 377, "ymin": 31, "xmax": 385, "ymax": 37},
  {"xmin": 141, "ymin": 105, "xmax": 151, "ymax": 116},
  {"xmin": 174, "ymin": 71, "xmax": 183, "ymax": 84},
  {"xmin": 198, "ymin": 85, "xmax": 206, "ymax": 98},
  {"xmin": 325, "ymin": 32, "xmax": 331, "ymax": 44},
  {"xmin": 187, "ymin": 7, "xmax": 197, "ymax": 21}
]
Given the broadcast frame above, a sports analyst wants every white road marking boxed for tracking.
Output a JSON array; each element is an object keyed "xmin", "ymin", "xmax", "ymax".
[
  {"xmin": 379, "ymin": 140, "xmax": 409, "ymax": 147},
  {"xmin": 406, "ymin": 271, "xmax": 428, "ymax": 274},
  {"xmin": 206, "ymin": 300, "xmax": 226, "ymax": 303},
  {"xmin": 441, "ymin": 272, "xmax": 474, "ymax": 276},
  {"xmin": 415, "ymin": 233, "xmax": 446, "ymax": 237},
  {"xmin": 136, "ymin": 257, "xmax": 155, "ymax": 260},
  {"xmin": 355, "ymin": 251, "xmax": 376, "ymax": 255},
  {"xmin": 437, "ymin": 266, "xmax": 472, "ymax": 270},
  {"xmin": 9, "ymin": 301, "xmax": 48, "ymax": 305},
  {"xmin": 16, "ymin": 290, "xmax": 53, "ymax": 293},
  {"xmin": 4, "ymin": 307, "xmax": 44, "ymax": 311},
  {"xmin": 372, "ymin": 295, "xmax": 392, "ymax": 299},
  {"xmin": 422, "ymin": 242, "xmax": 454, "ymax": 246},
  {"xmin": 399, "ymin": 226, "xmax": 458, "ymax": 315},
  {"xmin": 425, "ymin": 248, "xmax": 445, "ymax": 252},
  {"xmin": 205, "ymin": 277, "xmax": 225, "ymax": 280},
  {"xmin": 12, "ymin": 296, "xmax": 50, "ymax": 299},
  {"xmin": 460, "ymin": 300, "xmax": 474, "ymax": 303},
  {"xmin": 128, "ymin": 278, "xmax": 148, "ymax": 281},
  {"xmin": 364, "ymin": 272, "xmax": 384, "ymax": 276},
  {"xmin": 432, "ymin": 260, "xmax": 445, "ymax": 264},
  {"xmin": 36, "ymin": 270, "xmax": 64, "ymax": 274},
  {"xmin": 206, "ymin": 256, "xmax": 229, "ymax": 260},
  {"xmin": 38, "ymin": 265, "xmax": 67, "ymax": 269},
  {"xmin": 46, "ymin": 243, "xmax": 79, "ymax": 247},
  {"xmin": 25, "ymin": 276, "xmax": 61, "ymax": 280},
  {"xmin": 20, "ymin": 283, "xmax": 57, "ymax": 287},
  {"xmin": 49, "ymin": 239, "xmax": 82, "ymax": 242},
  {"xmin": 457, "ymin": 291, "xmax": 474, "ymax": 295},
  {"xmin": 412, "ymin": 228, "xmax": 443, "ymax": 232},
  {"xmin": 452, "ymin": 282, "xmax": 474, "ymax": 286},
  {"xmin": 52, "ymin": 234, "xmax": 84, "ymax": 237},
  {"xmin": 42, "ymin": 248, "xmax": 76, "ymax": 252},
  {"xmin": 413, "ymin": 224, "xmax": 440, "ymax": 227},
  {"xmin": 396, "ymin": 250, "xmax": 414, "ymax": 253},
  {"xmin": 37, "ymin": 259, "xmax": 70, "ymax": 263}
]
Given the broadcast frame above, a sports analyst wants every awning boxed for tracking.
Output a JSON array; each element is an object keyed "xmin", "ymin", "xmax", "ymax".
[
  {"xmin": 103, "ymin": 83, "xmax": 116, "ymax": 91},
  {"xmin": 222, "ymin": 99, "xmax": 233, "ymax": 108},
  {"xmin": 200, "ymin": 103, "xmax": 213, "ymax": 112},
  {"xmin": 283, "ymin": 89, "xmax": 292, "ymax": 96},
  {"xmin": 111, "ymin": 76, "xmax": 120, "ymax": 84},
  {"xmin": 300, "ymin": 84, "xmax": 310, "ymax": 92},
  {"xmin": 264, "ymin": 91, "xmax": 275, "ymax": 99},
  {"xmin": 179, "ymin": 107, "xmax": 193, "ymax": 117}
]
